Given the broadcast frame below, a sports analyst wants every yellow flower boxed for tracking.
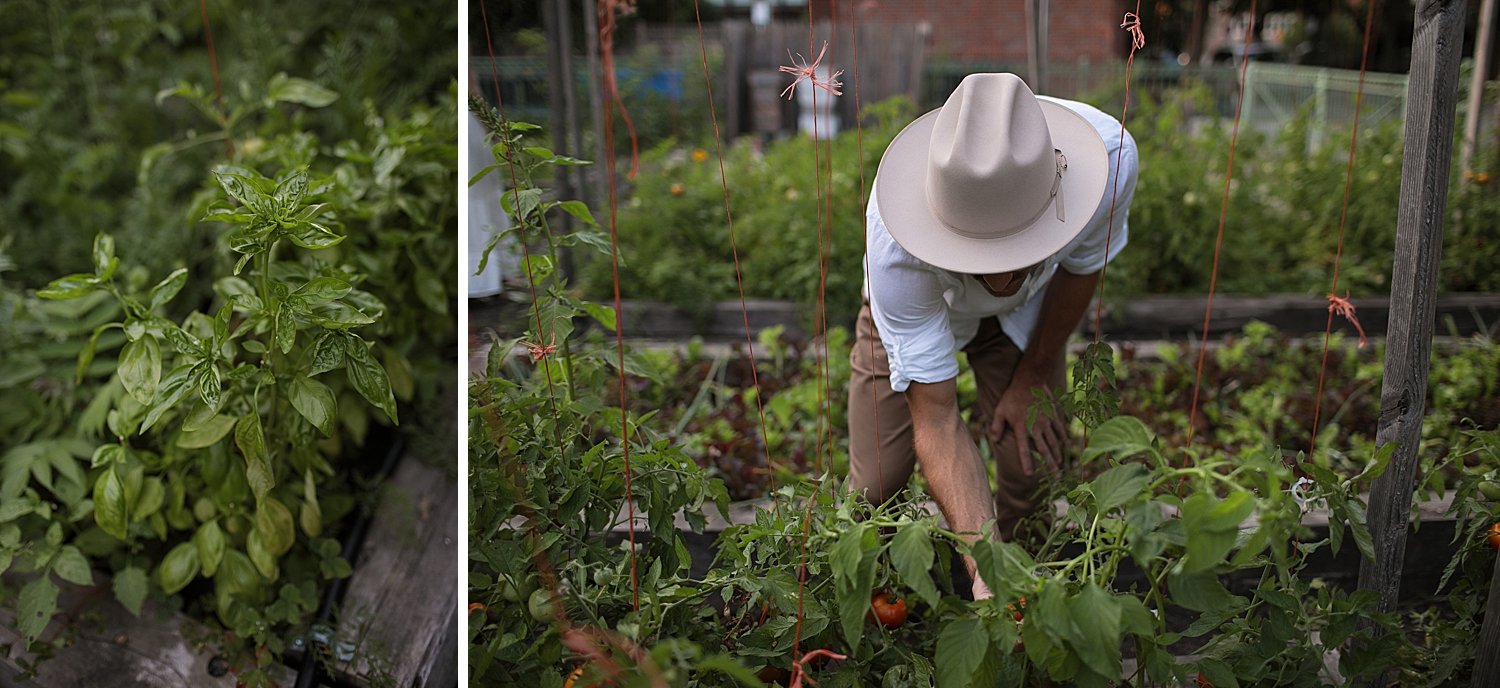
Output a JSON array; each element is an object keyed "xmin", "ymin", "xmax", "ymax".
[{"xmin": 691, "ymin": 148, "xmax": 708, "ymax": 163}]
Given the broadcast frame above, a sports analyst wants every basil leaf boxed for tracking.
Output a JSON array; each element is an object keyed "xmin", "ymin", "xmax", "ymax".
[
  {"xmin": 117, "ymin": 335, "xmax": 162, "ymax": 405},
  {"xmin": 344, "ymin": 337, "xmax": 398, "ymax": 424},
  {"xmin": 159, "ymin": 542, "xmax": 200, "ymax": 595},
  {"xmin": 195, "ymin": 521, "xmax": 226, "ymax": 578},
  {"xmin": 288, "ymin": 377, "xmax": 336, "ymax": 436},
  {"xmin": 255, "ymin": 497, "xmax": 296, "ymax": 557},
  {"xmin": 234, "ymin": 413, "xmax": 274, "ymax": 503},
  {"xmin": 93, "ymin": 469, "xmax": 129, "ymax": 540},
  {"xmin": 148, "ymin": 268, "xmax": 189, "ymax": 311}
]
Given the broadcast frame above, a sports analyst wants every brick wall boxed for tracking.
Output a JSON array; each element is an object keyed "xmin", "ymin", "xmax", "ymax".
[{"xmin": 813, "ymin": 0, "xmax": 1127, "ymax": 64}]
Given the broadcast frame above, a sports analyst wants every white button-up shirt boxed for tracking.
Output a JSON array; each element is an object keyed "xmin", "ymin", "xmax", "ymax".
[{"xmin": 866, "ymin": 96, "xmax": 1139, "ymax": 392}]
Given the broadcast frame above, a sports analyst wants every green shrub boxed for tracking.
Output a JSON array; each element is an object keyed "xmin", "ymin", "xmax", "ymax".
[{"xmin": 580, "ymin": 97, "xmax": 915, "ymax": 330}]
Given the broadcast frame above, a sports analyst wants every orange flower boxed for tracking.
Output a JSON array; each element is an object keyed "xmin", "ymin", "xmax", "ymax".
[
  {"xmin": 670, "ymin": 182, "xmax": 686, "ymax": 197},
  {"xmin": 691, "ymin": 148, "xmax": 708, "ymax": 163}
]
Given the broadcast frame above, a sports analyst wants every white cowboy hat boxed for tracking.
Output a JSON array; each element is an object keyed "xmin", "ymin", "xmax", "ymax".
[{"xmin": 875, "ymin": 73, "xmax": 1109, "ymax": 275}]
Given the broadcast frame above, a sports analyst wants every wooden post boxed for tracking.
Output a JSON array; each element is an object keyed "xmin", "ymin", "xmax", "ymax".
[
  {"xmin": 1024, "ymin": 0, "xmax": 1048, "ymax": 93},
  {"xmin": 1475, "ymin": 553, "xmax": 1500, "ymax": 687},
  {"xmin": 544, "ymin": 0, "xmax": 577, "ymax": 278},
  {"xmin": 582, "ymin": 0, "xmax": 608, "ymax": 213},
  {"xmin": 1463, "ymin": 0, "xmax": 1498, "ymax": 174},
  {"xmin": 1357, "ymin": 0, "xmax": 1468, "ymax": 623},
  {"xmin": 725, "ymin": 20, "xmax": 748, "ymax": 139}
]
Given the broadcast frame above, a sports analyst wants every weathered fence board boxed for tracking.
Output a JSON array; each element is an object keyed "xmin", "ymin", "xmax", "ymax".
[
  {"xmin": 1359, "ymin": 0, "xmax": 1468, "ymax": 624},
  {"xmin": 328, "ymin": 458, "xmax": 458, "ymax": 688}
]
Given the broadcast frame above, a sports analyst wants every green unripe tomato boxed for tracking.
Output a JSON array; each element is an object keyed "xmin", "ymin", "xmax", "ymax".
[
  {"xmin": 528, "ymin": 587, "xmax": 559, "ymax": 623},
  {"xmin": 593, "ymin": 568, "xmax": 615, "ymax": 587},
  {"xmin": 881, "ymin": 665, "xmax": 914, "ymax": 688},
  {"xmin": 500, "ymin": 575, "xmax": 533, "ymax": 603},
  {"xmin": 1478, "ymin": 480, "xmax": 1500, "ymax": 501}
]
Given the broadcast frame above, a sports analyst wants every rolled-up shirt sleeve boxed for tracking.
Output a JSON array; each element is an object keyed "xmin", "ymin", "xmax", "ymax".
[
  {"xmin": 1058, "ymin": 128, "xmax": 1137, "ymax": 275},
  {"xmin": 866, "ymin": 200, "xmax": 960, "ymax": 392}
]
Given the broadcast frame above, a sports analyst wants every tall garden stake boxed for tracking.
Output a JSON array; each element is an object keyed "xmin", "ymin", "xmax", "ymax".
[{"xmin": 1358, "ymin": 0, "xmax": 1467, "ymax": 644}]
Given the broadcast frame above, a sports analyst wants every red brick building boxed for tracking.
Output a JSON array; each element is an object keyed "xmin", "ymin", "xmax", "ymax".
[{"xmin": 810, "ymin": 0, "xmax": 1131, "ymax": 64}]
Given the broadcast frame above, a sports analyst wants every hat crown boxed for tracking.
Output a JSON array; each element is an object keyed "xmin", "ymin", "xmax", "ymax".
[{"xmin": 926, "ymin": 74, "xmax": 1057, "ymax": 239}]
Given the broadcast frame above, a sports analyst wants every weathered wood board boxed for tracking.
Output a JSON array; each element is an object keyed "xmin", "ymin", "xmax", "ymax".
[
  {"xmin": 0, "ymin": 579, "xmax": 296, "ymax": 688},
  {"xmin": 328, "ymin": 457, "xmax": 458, "ymax": 688}
]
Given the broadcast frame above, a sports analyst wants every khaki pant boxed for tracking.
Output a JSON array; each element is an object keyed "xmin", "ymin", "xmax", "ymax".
[{"xmin": 846, "ymin": 304, "xmax": 1067, "ymax": 538}]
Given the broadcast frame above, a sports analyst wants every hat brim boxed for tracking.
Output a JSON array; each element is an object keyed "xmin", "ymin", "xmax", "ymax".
[{"xmin": 874, "ymin": 100, "xmax": 1110, "ymax": 275}]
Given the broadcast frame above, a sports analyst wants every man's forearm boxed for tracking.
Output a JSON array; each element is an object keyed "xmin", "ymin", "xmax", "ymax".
[
  {"xmin": 906, "ymin": 379, "xmax": 998, "ymax": 540},
  {"xmin": 1015, "ymin": 268, "xmax": 1100, "ymax": 382}
]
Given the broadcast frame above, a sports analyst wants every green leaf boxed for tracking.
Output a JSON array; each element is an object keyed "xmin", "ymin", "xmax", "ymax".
[
  {"xmin": 113, "ymin": 566, "xmax": 148, "ymax": 616},
  {"xmin": 246, "ymin": 529, "xmax": 279, "ymax": 581},
  {"xmin": 267, "ymin": 73, "xmax": 338, "ymax": 107},
  {"xmin": 1089, "ymin": 462, "xmax": 1152, "ymax": 512},
  {"xmin": 213, "ymin": 170, "xmax": 270, "ymax": 214},
  {"xmin": 582, "ymin": 302, "xmax": 617, "ymax": 332},
  {"xmin": 1179, "ymin": 491, "xmax": 1255, "ymax": 573},
  {"xmin": 501, "ymin": 187, "xmax": 543, "ymax": 220},
  {"xmin": 971, "ymin": 539, "xmax": 1036, "ymax": 598},
  {"xmin": 255, "ymin": 497, "xmax": 296, "ymax": 556},
  {"xmin": 1069, "ymin": 583, "xmax": 1123, "ymax": 678},
  {"xmin": 92, "ymin": 234, "xmax": 116, "ymax": 279},
  {"xmin": 344, "ymin": 338, "xmax": 399, "ymax": 424},
  {"xmin": 300, "ymin": 497, "xmax": 323, "ymax": 539},
  {"xmin": 51, "ymin": 546, "xmax": 92, "ymax": 586},
  {"xmin": 75, "ymin": 323, "xmax": 117, "ymax": 383},
  {"xmin": 214, "ymin": 550, "xmax": 262, "ymax": 625},
  {"xmin": 294, "ymin": 277, "xmax": 352, "ymax": 305},
  {"xmin": 312, "ymin": 301, "xmax": 376, "ymax": 328},
  {"xmin": 118, "ymin": 334, "xmax": 162, "ymax": 405},
  {"xmin": 935, "ymin": 618, "xmax": 988, "ymax": 688},
  {"xmin": 288, "ymin": 377, "xmax": 337, "ymax": 436},
  {"xmin": 1168, "ymin": 570, "xmax": 1239, "ymax": 613},
  {"xmin": 1079, "ymin": 416, "xmax": 1156, "ymax": 463},
  {"xmin": 194, "ymin": 363, "xmax": 222, "ymax": 410},
  {"xmin": 94, "ymin": 469, "xmax": 129, "ymax": 540},
  {"xmin": 148, "ymin": 268, "xmax": 189, "ymax": 311},
  {"xmin": 141, "ymin": 365, "xmax": 195, "ymax": 433},
  {"xmin": 830, "ymin": 524, "xmax": 878, "ymax": 649},
  {"xmin": 17, "ymin": 575, "xmax": 58, "ymax": 645},
  {"xmin": 556, "ymin": 200, "xmax": 599, "ymax": 227},
  {"xmin": 286, "ymin": 223, "xmax": 345, "ymax": 250},
  {"xmin": 196, "ymin": 521, "xmax": 226, "ymax": 578},
  {"xmin": 890, "ymin": 521, "xmax": 940, "ymax": 608},
  {"xmin": 273, "ymin": 168, "xmax": 310, "ymax": 205},
  {"xmin": 274, "ymin": 304, "xmax": 295, "ymax": 354},
  {"xmin": 176, "ymin": 414, "xmax": 238, "ymax": 449},
  {"xmin": 38, "ymin": 273, "xmax": 101, "ymax": 299},
  {"xmin": 234, "ymin": 413, "xmax": 274, "ymax": 502},
  {"xmin": 159, "ymin": 542, "xmax": 200, "ymax": 595},
  {"xmin": 310, "ymin": 332, "xmax": 344, "ymax": 374},
  {"xmin": 1355, "ymin": 442, "xmax": 1397, "ymax": 483}
]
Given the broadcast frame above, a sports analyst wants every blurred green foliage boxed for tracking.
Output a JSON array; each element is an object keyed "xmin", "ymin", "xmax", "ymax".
[
  {"xmin": 0, "ymin": 1, "xmax": 457, "ymax": 291},
  {"xmin": 583, "ymin": 80, "xmax": 1500, "ymax": 329}
]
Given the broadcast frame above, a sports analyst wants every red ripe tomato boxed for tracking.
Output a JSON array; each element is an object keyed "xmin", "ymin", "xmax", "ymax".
[
  {"xmin": 868, "ymin": 591, "xmax": 908, "ymax": 629},
  {"xmin": 1196, "ymin": 672, "xmax": 1213, "ymax": 688},
  {"xmin": 1488, "ymin": 522, "xmax": 1500, "ymax": 550},
  {"xmin": 1007, "ymin": 596, "xmax": 1026, "ymax": 622}
]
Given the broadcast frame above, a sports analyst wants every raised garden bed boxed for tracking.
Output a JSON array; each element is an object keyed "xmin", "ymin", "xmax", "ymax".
[{"xmin": 0, "ymin": 431, "xmax": 457, "ymax": 688}]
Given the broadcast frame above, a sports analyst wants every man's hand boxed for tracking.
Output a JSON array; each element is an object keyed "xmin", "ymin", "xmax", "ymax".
[{"xmin": 988, "ymin": 373, "xmax": 1064, "ymax": 476}]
